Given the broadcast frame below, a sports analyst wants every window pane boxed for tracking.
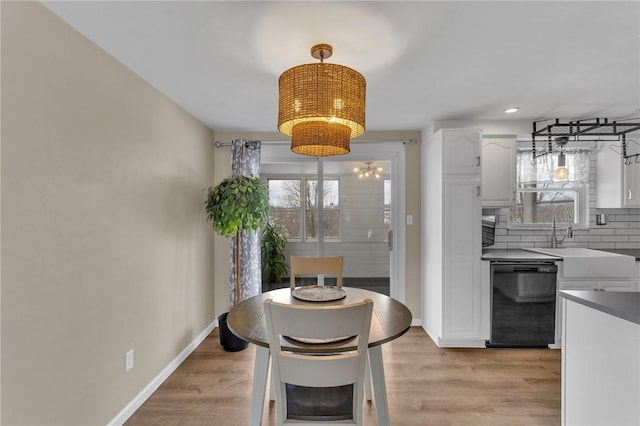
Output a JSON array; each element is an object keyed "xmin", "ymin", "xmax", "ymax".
[
  {"xmin": 510, "ymin": 190, "xmax": 576, "ymax": 225},
  {"xmin": 305, "ymin": 179, "xmax": 340, "ymax": 239},
  {"xmin": 268, "ymin": 179, "xmax": 301, "ymax": 238}
]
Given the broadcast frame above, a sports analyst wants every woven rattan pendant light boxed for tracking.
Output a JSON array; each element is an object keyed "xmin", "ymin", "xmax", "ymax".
[{"xmin": 278, "ymin": 44, "xmax": 366, "ymax": 156}]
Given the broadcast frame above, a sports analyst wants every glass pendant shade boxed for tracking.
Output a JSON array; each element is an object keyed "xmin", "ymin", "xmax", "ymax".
[
  {"xmin": 555, "ymin": 153, "xmax": 569, "ymax": 180},
  {"xmin": 278, "ymin": 45, "xmax": 366, "ymax": 157}
]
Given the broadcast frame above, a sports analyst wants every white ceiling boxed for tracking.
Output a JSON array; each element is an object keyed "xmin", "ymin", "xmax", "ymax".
[{"xmin": 42, "ymin": 1, "xmax": 640, "ymax": 134}]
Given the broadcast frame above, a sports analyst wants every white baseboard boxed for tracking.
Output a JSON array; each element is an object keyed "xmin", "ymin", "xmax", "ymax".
[
  {"xmin": 436, "ymin": 337, "xmax": 487, "ymax": 348},
  {"xmin": 411, "ymin": 318, "xmax": 422, "ymax": 327},
  {"xmin": 108, "ymin": 318, "xmax": 218, "ymax": 426}
]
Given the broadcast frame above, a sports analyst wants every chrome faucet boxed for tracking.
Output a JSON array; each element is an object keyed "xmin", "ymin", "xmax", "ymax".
[{"xmin": 551, "ymin": 205, "xmax": 573, "ymax": 248}]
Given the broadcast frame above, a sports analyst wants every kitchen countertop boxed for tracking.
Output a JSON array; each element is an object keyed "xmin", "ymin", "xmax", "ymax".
[
  {"xmin": 594, "ymin": 248, "xmax": 640, "ymax": 261},
  {"xmin": 482, "ymin": 248, "xmax": 640, "ymax": 261},
  {"xmin": 481, "ymin": 249, "xmax": 560, "ymax": 261},
  {"xmin": 559, "ymin": 290, "xmax": 640, "ymax": 325}
]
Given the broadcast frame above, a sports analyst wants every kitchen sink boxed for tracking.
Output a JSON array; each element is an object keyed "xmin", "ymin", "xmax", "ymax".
[{"xmin": 524, "ymin": 248, "xmax": 636, "ymax": 278}]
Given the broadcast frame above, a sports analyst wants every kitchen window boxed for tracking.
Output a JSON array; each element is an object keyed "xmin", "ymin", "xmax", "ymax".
[
  {"xmin": 509, "ymin": 149, "xmax": 590, "ymax": 228},
  {"xmin": 267, "ymin": 177, "xmax": 340, "ymax": 241}
]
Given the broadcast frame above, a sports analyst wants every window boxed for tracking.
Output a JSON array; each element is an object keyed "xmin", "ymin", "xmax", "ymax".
[
  {"xmin": 268, "ymin": 179, "xmax": 301, "ymax": 238},
  {"xmin": 509, "ymin": 149, "xmax": 590, "ymax": 228},
  {"xmin": 267, "ymin": 178, "xmax": 340, "ymax": 240}
]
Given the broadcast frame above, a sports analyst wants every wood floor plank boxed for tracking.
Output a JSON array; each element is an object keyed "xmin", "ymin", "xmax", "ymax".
[{"xmin": 125, "ymin": 327, "xmax": 560, "ymax": 425}]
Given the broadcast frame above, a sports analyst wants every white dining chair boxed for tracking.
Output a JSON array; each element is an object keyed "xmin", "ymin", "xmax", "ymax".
[
  {"xmin": 263, "ymin": 298, "xmax": 373, "ymax": 425},
  {"xmin": 289, "ymin": 256, "xmax": 343, "ymax": 288}
]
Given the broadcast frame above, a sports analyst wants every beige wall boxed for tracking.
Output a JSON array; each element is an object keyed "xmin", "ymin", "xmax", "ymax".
[
  {"xmin": 1, "ymin": 3, "xmax": 215, "ymax": 425},
  {"xmin": 213, "ymin": 131, "xmax": 422, "ymax": 318}
]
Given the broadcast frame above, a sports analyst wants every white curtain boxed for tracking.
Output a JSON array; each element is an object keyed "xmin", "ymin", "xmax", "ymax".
[{"xmin": 516, "ymin": 148, "xmax": 590, "ymax": 188}]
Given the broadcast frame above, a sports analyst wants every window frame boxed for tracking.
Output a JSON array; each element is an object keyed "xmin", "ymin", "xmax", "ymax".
[
  {"xmin": 508, "ymin": 186, "xmax": 587, "ymax": 230},
  {"xmin": 508, "ymin": 148, "xmax": 590, "ymax": 230}
]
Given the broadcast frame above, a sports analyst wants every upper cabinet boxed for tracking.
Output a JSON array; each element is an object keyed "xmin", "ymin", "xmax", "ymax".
[
  {"xmin": 597, "ymin": 141, "xmax": 640, "ymax": 208},
  {"xmin": 444, "ymin": 129, "xmax": 481, "ymax": 175},
  {"xmin": 481, "ymin": 137, "xmax": 516, "ymax": 207},
  {"xmin": 624, "ymin": 161, "xmax": 640, "ymax": 206}
]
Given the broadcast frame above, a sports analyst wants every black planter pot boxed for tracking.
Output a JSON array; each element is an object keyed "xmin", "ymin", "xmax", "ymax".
[{"xmin": 218, "ymin": 312, "xmax": 249, "ymax": 352}]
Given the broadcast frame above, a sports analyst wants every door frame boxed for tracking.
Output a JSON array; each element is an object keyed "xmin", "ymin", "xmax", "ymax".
[{"xmin": 260, "ymin": 141, "xmax": 406, "ymax": 303}]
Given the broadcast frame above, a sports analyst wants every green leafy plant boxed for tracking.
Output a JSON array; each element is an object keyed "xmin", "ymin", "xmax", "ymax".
[
  {"xmin": 205, "ymin": 175, "xmax": 269, "ymax": 305},
  {"xmin": 261, "ymin": 222, "xmax": 289, "ymax": 285},
  {"xmin": 205, "ymin": 175, "xmax": 269, "ymax": 237}
]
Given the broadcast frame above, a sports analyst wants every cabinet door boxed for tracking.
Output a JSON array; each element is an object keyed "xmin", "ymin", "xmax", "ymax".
[
  {"xmin": 443, "ymin": 178, "xmax": 482, "ymax": 339},
  {"xmin": 598, "ymin": 281, "xmax": 636, "ymax": 292},
  {"xmin": 623, "ymin": 162, "xmax": 640, "ymax": 207},
  {"xmin": 443, "ymin": 130, "xmax": 481, "ymax": 175},
  {"xmin": 481, "ymin": 137, "xmax": 516, "ymax": 207},
  {"xmin": 596, "ymin": 141, "xmax": 624, "ymax": 208}
]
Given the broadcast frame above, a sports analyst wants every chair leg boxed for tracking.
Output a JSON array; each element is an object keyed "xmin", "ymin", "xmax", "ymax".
[
  {"xmin": 269, "ymin": 361, "xmax": 276, "ymax": 401},
  {"xmin": 364, "ymin": 353, "xmax": 373, "ymax": 401},
  {"xmin": 250, "ymin": 346, "xmax": 270, "ymax": 426},
  {"xmin": 369, "ymin": 346, "xmax": 390, "ymax": 425}
]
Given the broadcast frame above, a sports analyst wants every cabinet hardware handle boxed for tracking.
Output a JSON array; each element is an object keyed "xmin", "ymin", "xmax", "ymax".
[
  {"xmin": 628, "ymin": 189, "xmax": 632, "ymax": 200},
  {"xmin": 476, "ymin": 156, "xmax": 481, "ymax": 167},
  {"xmin": 476, "ymin": 186, "xmax": 481, "ymax": 196}
]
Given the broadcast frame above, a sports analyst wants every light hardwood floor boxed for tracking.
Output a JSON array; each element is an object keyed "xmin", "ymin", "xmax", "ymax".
[{"xmin": 125, "ymin": 327, "xmax": 560, "ymax": 425}]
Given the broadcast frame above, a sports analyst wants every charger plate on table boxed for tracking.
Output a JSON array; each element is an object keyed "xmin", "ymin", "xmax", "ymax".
[{"xmin": 291, "ymin": 285, "xmax": 347, "ymax": 302}]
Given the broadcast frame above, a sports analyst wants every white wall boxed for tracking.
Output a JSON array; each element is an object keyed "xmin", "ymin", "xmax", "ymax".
[{"xmin": 1, "ymin": 3, "xmax": 215, "ymax": 424}]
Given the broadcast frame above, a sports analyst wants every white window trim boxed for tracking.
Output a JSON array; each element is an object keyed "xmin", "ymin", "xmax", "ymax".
[{"xmin": 508, "ymin": 185, "xmax": 588, "ymax": 230}]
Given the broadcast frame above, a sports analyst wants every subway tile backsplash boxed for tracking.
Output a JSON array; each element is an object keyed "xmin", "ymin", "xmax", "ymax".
[{"xmin": 484, "ymin": 207, "xmax": 640, "ymax": 250}]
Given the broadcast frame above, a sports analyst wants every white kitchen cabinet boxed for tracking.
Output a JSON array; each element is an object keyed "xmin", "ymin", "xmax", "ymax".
[
  {"xmin": 596, "ymin": 140, "xmax": 640, "ymax": 208},
  {"xmin": 481, "ymin": 136, "xmax": 516, "ymax": 207},
  {"xmin": 422, "ymin": 129, "xmax": 488, "ymax": 347},
  {"xmin": 444, "ymin": 129, "xmax": 481, "ymax": 175},
  {"xmin": 624, "ymin": 161, "xmax": 640, "ymax": 206},
  {"xmin": 597, "ymin": 281, "xmax": 637, "ymax": 292},
  {"xmin": 554, "ymin": 263, "xmax": 638, "ymax": 346}
]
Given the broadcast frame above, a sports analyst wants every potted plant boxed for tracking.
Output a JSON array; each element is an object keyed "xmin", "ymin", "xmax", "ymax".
[
  {"xmin": 205, "ymin": 174, "xmax": 269, "ymax": 351},
  {"xmin": 261, "ymin": 222, "xmax": 289, "ymax": 291}
]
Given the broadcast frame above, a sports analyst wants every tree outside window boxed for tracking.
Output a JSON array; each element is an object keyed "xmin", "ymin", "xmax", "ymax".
[{"xmin": 267, "ymin": 178, "xmax": 340, "ymax": 240}]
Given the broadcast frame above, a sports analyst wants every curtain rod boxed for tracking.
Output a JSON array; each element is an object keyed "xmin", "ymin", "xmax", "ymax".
[
  {"xmin": 213, "ymin": 140, "xmax": 261, "ymax": 148},
  {"xmin": 214, "ymin": 139, "xmax": 417, "ymax": 148}
]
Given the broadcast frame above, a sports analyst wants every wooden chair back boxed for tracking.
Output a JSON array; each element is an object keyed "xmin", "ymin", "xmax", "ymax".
[
  {"xmin": 263, "ymin": 298, "xmax": 373, "ymax": 425},
  {"xmin": 289, "ymin": 256, "xmax": 343, "ymax": 289}
]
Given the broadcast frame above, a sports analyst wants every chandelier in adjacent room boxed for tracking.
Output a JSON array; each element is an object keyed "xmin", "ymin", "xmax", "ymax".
[
  {"xmin": 354, "ymin": 162, "xmax": 382, "ymax": 179},
  {"xmin": 278, "ymin": 44, "xmax": 366, "ymax": 156}
]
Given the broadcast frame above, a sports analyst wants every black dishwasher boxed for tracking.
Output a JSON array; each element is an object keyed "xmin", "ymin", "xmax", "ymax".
[{"xmin": 487, "ymin": 262, "xmax": 557, "ymax": 348}]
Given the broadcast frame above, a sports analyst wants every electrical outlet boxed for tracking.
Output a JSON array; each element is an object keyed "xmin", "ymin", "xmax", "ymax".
[{"xmin": 125, "ymin": 349, "xmax": 134, "ymax": 372}]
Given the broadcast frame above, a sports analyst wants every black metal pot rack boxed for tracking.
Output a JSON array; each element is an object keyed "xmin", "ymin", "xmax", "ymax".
[{"xmin": 531, "ymin": 118, "xmax": 640, "ymax": 163}]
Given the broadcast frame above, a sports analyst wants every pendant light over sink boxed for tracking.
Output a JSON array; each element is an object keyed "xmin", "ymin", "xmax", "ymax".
[
  {"xmin": 555, "ymin": 137, "xmax": 569, "ymax": 181},
  {"xmin": 278, "ymin": 44, "xmax": 366, "ymax": 157}
]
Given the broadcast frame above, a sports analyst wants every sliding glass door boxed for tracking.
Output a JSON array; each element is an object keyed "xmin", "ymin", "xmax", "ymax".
[{"xmin": 261, "ymin": 142, "xmax": 404, "ymax": 298}]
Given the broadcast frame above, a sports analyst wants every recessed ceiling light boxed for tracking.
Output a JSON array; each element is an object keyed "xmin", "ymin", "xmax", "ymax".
[{"xmin": 504, "ymin": 107, "xmax": 520, "ymax": 114}]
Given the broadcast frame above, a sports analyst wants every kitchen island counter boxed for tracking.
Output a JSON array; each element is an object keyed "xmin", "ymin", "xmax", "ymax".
[
  {"xmin": 559, "ymin": 290, "xmax": 640, "ymax": 325},
  {"xmin": 560, "ymin": 290, "xmax": 639, "ymax": 426}
]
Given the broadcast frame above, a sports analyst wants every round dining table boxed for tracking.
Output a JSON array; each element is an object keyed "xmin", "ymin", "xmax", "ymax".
[{"xmin": 227, "ymin": 286, "xmax": 412, "ymax": 425}]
